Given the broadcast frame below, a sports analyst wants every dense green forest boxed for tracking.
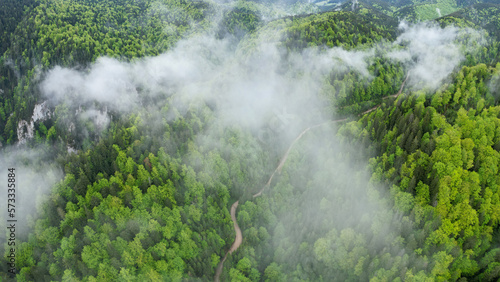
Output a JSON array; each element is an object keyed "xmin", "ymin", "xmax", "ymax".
[{"xmin": 1, "ymin": 0, "xmax": 500, "ymax": 281}]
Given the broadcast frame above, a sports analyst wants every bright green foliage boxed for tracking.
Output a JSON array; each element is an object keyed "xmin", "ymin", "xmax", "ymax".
[
  {"xmin": 352, "ymin": 62, "xmax": 500, "ymax": 280},
  {"xmin": 240, "ymin": 10, "xmax": 398, "ymax": 53},
  {"xmin": 217, "ymin": 2, "xmax": 262, "ymax": 39},
  {"xmin": 0, "ymin": 0, "xmax": 215, "ymax": 144},
  {"xmin": 1, "ymin": 0, "xmax": 500, "ymax": 281},
  {"xmin": 394, "ymin": 0, "xmax": 459, "ymax": 21}
]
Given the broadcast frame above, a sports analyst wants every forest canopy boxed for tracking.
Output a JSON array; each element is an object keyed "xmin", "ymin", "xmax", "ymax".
[{"xmin": 1, "ymin": 0, "xmax": 500, "ymax": 281}]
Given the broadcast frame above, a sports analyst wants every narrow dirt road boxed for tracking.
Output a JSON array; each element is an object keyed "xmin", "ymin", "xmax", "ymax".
[
  {"xmin": 213, "ymin": 119, "xmax": 346, "ymax": 282},
  {"xmin": 228, "ymin": 201, "xmax": 242, "ymax": 254},
  {"xmin": 384, "ymin": 71, "xmax": 411, "ymax": 100},
  {"xmin": 214, "ymin": 200, "xmax": 241, "ymax": 281},
  {"xmin": 359, "ymin": 72, "xmax": 411, "ymax": 116},
  {"xmin": 214, "ymin": 73, "xmax": 409, "ymax": 281}
]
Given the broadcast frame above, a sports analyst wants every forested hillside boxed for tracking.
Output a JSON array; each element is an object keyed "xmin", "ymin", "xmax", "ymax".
[
  {"xmin": 1, "ymin": 0, "xmax": 500, "ymax": 281},
  {"xmin": 440, "ymin": 3, "xmax": 500, "ymax": 39}
]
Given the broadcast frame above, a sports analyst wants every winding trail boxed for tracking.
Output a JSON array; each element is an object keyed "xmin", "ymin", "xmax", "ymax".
[
  {"xmin": 214, "ymin": 201, "xmax": 242, "ymax": 281},
  {"xmin": 214, "ymin": 73, "xmax": 410, "ymax": 282},
  {"xmin": 213, "ymin": 120, "xmax": 345, "ymax": 282},
  {"xmin": 359, "ymin": 71, "xmax": 411, "ymax": 116}
]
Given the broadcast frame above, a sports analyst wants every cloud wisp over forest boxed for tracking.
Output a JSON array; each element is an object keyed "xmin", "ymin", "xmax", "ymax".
[
  {"xmin": 0, "ymin": 146, "xmax": 62, "ymax": 243},
  {"xmin": 388, "ymin": 22, "xmax": 484, "ymax": 90},
  {"xmin": 39, "ymin": 22, "xmax": 482, "ymax": 135},
  {"xmin": 0, "ymin": 18, "xmax": 485, "ymax": 279},
  {"xmin": 2, "ymin": 0, "xmax": 500, "ymax": 279}
]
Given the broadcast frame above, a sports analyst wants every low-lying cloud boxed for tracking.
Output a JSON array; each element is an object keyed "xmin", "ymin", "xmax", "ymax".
[
  {"xmin": 388, "ymin": 22, "xmax": 484, "ymax": 90},
  {"xmin": 40, "ymin": 22, "xmax": 482, "ymax": 132},
  {"xmin": 2, "ymin": 12, "xmax": 488, "ymax": 281},
  {"xmin": 0, "ymin": 146, "xmax": 63, "ymax": 243}
]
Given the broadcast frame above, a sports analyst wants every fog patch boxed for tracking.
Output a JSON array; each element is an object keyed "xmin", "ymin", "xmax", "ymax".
[
  {"xmin": 0, "ymin": 146, "xmax": 63, "ymax": 245},
  {"xmin": 388, "ymin": 22, "xmax": 484, "ymax": 91}
]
